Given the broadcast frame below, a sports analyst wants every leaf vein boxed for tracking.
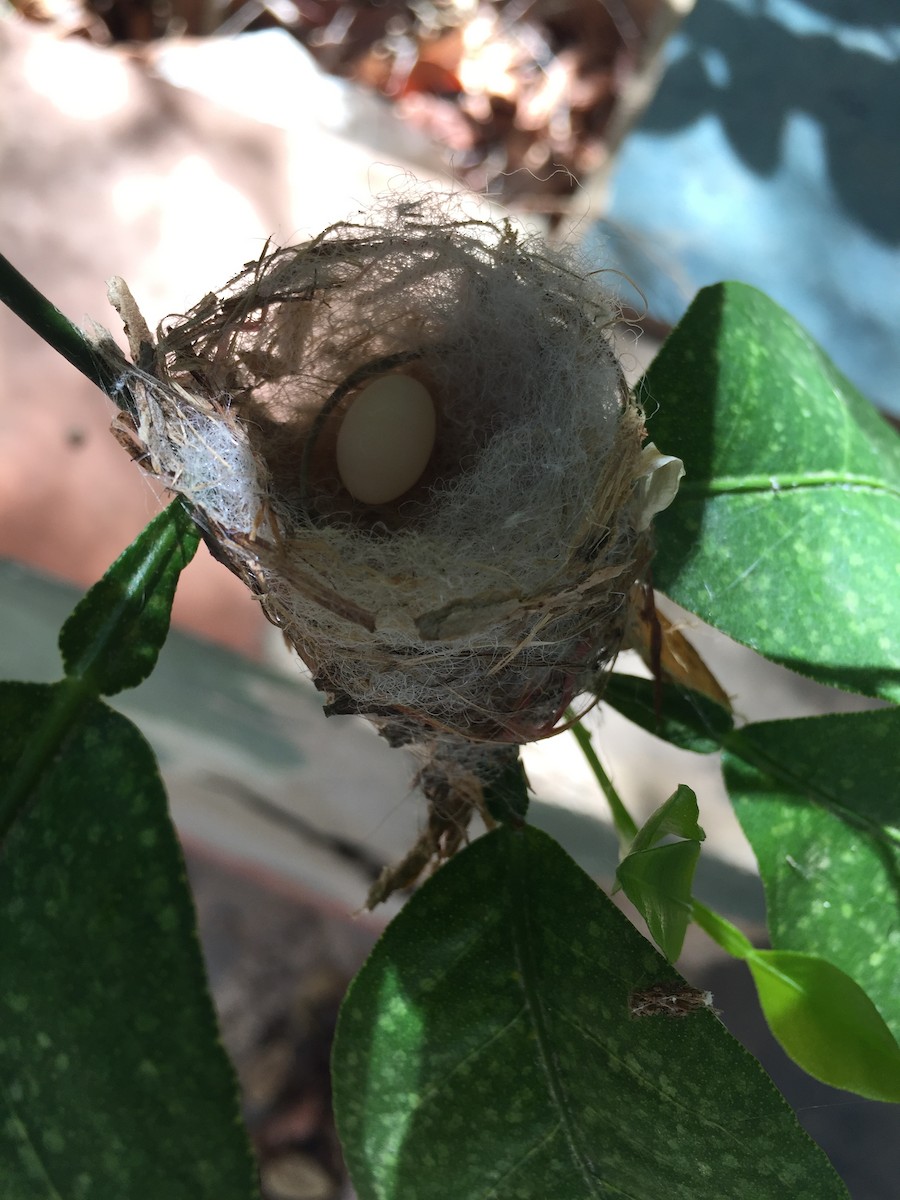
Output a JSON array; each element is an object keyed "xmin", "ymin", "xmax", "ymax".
[
  {"xmin": 412, "ymin": 1004, "xmax": 529, "ymax": 1112},
  {"xmin": 680, "ymin": 472, "xmax": 900, "ymax": 500},
  {"xmin": 473, "ymin": 1120, "xmax": 563, "ymax": 1200},
  {"xmin": 509, "ymin": 837, "xmax": 605, "ymax": 1198},
  {"xmin": 0, "ymin": 1084, "xmax": 67, "ymax": 1200}
]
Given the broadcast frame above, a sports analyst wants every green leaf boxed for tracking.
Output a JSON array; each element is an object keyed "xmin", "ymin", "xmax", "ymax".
[
  {"xmin": 627, "ymin": 783, "xmax": 705, "ymax": 853},
  {"xmin": 615, "ymin": 786, "xmax": 705, "ymax": 961},
  {"xmin": 617, "ymin": 841, "xmax": 701, "ymax": 963},
  {"xmin": 644, "ymin": 282, "xmax": 900, "ymax": 703},
  {"xmin": 333, "ymin": 825, "xmax": 848, "ymax": 1200},
  {"xmin": 0, "ymin": 683, "xmax": 259, "ymax": 1200},
  {"xmin": 59, "ymin": 500, "xmax": 199, "ymax": 696},
  {"xmin": 723, "ymin": 709, "xmax": 900, "ymax": 1042},
  {"xmin": 604, "ymin": 673, "xmax": 733, "ymax": 753},
  {"xmin": 745, "ymin": 950, "xmax": 900, "ymax": 1103},
  {"xmin": 1, "ymin": 676, "xmax": 85, "ymax": 841},
  {"xmin": 3, "ymin": 502, "xmax": 201, "ymax": 841},
  {"xmin": 691, "ymin": 901, "xmax": 900, "ymax": 1102}
]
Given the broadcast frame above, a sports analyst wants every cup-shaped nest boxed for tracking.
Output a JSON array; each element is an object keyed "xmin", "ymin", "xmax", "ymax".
[{"xmin": 101, "ymin": 199, "xmax": 677, "ymax": 753}]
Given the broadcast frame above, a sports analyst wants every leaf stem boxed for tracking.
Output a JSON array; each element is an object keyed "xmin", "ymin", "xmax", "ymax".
[
  {"xmin": 566, "ymin": 711, "xmax": 639, "ymax": 846},
  {"xmin": 690, "ymin": 897, "xmax": 755, "ymax": 960},
  {"xmin": 0, "ymin": 251, "xmax": 119, "ymax": 394},
  {"xmin": 566, "ymin": 711, "xmax": 762, "ymax": 965}
]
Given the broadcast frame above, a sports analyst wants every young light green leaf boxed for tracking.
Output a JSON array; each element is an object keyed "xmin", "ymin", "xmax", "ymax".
[
  {"xmin": 0, "ymin": 683, "xmax": 260, "ymax": 1200},
  {"xmin": 723, "ymin": 709, "xmax": 900, "ymax": 1041},
  {"xmin": 333, "ymin": 825, "xmax": 848, "ymax": 1200},
  {"xmin": 627, "ymin": 782, "xmax": 705, "ymax": 853},
  {"xmin": 615, "ymin": 787, "xmax": 704, "ymax": 959},
  {"xmin": 59, "ymin": 499, "xmax": 199, "ymax": 696},
  {"xmin": 745, "ymin": 950, "xmax": 900, "ymax": 1104},
  {"xmin": 643, "ymin": 282, "xmax": 900, "ymax": 703},
  {"xmin": 616, "ymin": 840, "xmax": 701, "ymax": 963},
  {"xmin": 691, "ymin": 900, "xmax": 900, "ymax": 1103},
  {"xmin": 603, "ymin": 673, "xmax": 733, "ymax": 754}
]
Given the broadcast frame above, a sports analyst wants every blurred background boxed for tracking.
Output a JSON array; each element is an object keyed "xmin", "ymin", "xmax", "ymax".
[{"xmin": 2, "ymin": 2, "xmax": 898, "ymax": 1195}]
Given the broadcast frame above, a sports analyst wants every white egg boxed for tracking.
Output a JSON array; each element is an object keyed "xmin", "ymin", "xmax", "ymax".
[{"xmin": 336, "ymin": 374, "xmax": 437, "ymax": 504}]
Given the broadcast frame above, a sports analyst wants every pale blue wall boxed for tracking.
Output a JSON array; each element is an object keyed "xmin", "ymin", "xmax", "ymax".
[{"xmin": 591, "ymin": 0, "xmax": 900, "ymax": 413}]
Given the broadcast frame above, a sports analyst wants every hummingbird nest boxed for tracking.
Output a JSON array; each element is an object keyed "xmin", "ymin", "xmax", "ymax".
[{"xmin": 94, "ymin": 195, "xmax": 682, "ymax": 903}]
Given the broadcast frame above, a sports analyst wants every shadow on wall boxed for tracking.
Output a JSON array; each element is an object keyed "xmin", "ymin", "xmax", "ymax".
[
  {"xmin": 642, "ymin": 0, "xmax": 900, "ymax": 246},
  {"xmin": 587, "ymin": 0, "xmax": 900, "ymax": 416}
]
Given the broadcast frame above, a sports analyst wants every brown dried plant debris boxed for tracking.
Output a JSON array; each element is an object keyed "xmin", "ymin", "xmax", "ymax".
[{"xmin": 16, "ymin": 0, "xmax": 666, "ymax": 212}]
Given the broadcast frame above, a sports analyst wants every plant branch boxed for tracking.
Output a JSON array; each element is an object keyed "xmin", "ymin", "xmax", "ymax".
[
  {"xmin": 566, "ymin": 710, "xmax": 639, "ymax": 846},
  {"xmin": 690, "ymin": 897, "xmax": 755, "ymax": 960},
  {"xmin": 0, "ymin": 251, "xmax": 119, "ymax": 394}
]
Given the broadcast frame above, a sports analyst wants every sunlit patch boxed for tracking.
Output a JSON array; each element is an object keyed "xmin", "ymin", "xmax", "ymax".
[{"xmin": 23, "ymin": 38, "xmax": 130, "ymax": 121}]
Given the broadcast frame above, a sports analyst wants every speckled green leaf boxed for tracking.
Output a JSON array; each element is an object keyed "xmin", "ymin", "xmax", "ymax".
[
  {"xmin": 333, "ymin": 825, "xmax": 847, "ymax": 1200},
  {"xmin": 745, "ymin": 950, "xmax": 900, "ymax": 1102},
  {"xmin": 723, "ymin": 709, "xmax": 900, "ymax": 1044},
  {"xmin": 59, "ymin": 500, "xmax": 199, "ymax": 696},
  {"xmin": 0, "ymin": 682, "xmax": 259, "ymax": 1200},
  {"xmin": 644, "ymin": 282, "xmax": 900, "ymax": 703},
  {"xmin": 604, "ymin": 673, "xmax": 733, "ymax": 754}
]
